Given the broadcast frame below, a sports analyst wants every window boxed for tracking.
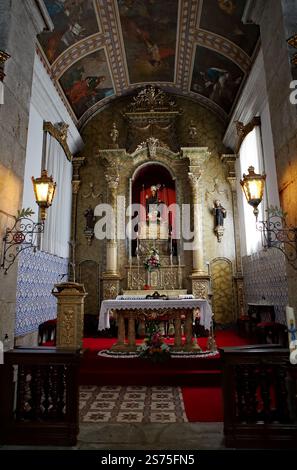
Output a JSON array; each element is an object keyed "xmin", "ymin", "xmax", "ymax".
[{"xmin": 237, "ymin": 126, "xmax": 264, "ymax": 256}]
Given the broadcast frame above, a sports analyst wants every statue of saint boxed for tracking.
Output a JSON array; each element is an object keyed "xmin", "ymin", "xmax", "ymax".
[
  {"xmin": 213, "ymin": 200, "xmax": 227, "ymax": 227},
  {"xmin": 84, "ymin": 206, "xmax": 95, "ymax": 231},
  {"xmin": 146, "ymin": 185, "xmax": 162, "ymax": 223}
]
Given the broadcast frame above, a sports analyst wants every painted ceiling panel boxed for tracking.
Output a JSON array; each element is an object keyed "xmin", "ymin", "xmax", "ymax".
[
  {"xmin": 37, "ymin": 0, "xmax": 260, "ymax": 126},
  {"xmin": 191, "ymin": 45, "xmax": 244, "ymax": 114},
  {"xmin": 59, "ymin": 49, "xmax": 114, "ymax": 119},
  {"xmin": 38, "ymin": 0, "xmax": 100, "ymax": 64},
  {"xmin": 117, "ymin": 0, "xmax": 179, "ymax": 84},
  {"xmin": 199, "ymin": 0, "xmax": 259, "ymax": 56}
]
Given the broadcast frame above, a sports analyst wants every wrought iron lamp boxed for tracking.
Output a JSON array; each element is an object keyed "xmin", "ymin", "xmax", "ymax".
[
  {"xmin": 1, "ymin": 170, "xmax": 56, "ymax": 274},
  {"xmin": 240, "ymin": 166, "xmax": 266, "ymax": 220},
  {"xmin": 32, "ymin": 169, "xmax": 56, "ymax": 220},
  {"xmin": 240, "ymin": 167, "xmax": 297, "ymax": 269}
]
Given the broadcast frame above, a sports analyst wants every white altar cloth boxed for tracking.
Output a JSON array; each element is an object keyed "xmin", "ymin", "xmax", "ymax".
[{"xmin": 98, "ymin": 298, "xmax": 213, "ymax": 331}]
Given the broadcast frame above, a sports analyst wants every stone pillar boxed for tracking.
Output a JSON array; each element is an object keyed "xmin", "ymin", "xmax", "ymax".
[
  {"xmin": 102, "ymin": 160, "xmax": 121, "ymax": 299},
  {"xmin": 52, "ymin": 282, "xmax": 87, "ymax": 349},
  {"xmin": 0, "ymin": 1, "xmax": 51, "ymax": 345},
  {"xmin": 69, "ymin": 155, "xmax": 85, "ymax": 282},
  {"xmin": 221, "ymin": 154, "xmax": 245, "ymax": 318},
  {"xmin": 188, "ymin": 172, "xmax": 204, "ymax": 273},
  {"xmin": 182, "ymin": 147, "xmax": 211, "ymax": 298}
]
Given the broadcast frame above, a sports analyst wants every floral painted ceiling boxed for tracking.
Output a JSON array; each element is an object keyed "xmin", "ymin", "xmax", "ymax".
[{"xmin": 38, "ymin": 0, "xmax": 259, "ymax": 128}]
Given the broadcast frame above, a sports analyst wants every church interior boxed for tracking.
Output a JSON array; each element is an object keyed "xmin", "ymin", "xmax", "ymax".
[{"xmin": 1, "ymin": 0, "xmax": 297, "ymax": 452}]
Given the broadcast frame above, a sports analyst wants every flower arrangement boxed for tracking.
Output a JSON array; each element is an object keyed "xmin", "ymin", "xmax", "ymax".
[
  {"xmin": 143, "ymin": 248, "xmax": 161, "ymax": 271},
  {"xmin": 137, "ymin": 322, "xmax": 171, "ymax": 363}
]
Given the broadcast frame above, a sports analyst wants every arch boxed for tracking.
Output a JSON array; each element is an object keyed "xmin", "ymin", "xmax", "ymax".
[{"xmin": 131, "ymin": 159, "xmax": 176, "ymax": 182}]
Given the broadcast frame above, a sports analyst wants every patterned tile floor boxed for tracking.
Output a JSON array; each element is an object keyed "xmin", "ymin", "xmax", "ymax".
[{"xmin": 80, "ymin": 385, "xmax": 188, "ymax": 424}]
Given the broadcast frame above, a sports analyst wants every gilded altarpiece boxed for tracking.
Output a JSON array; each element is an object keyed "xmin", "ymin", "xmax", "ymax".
[{"xmin": 75, "ymin": 87, "xmax": 243, "ymax": 324}]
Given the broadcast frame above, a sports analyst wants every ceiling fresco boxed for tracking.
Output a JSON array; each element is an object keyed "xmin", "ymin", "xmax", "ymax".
[
  {"xmin": 191, "ymin": 45, "xmax": 244, "ymax": 114},
  {"xmin": 37, "ymin": 0, "xmax": 260, "ymax": 127},
  {"xmin": 118, "ymin": 0, "xmax": 178, "ymax": 84},
  {"xmin": 199, "ymin": 0, "xmax": 259, "ymax": 56},
  {"xmin": 59, "ymin": 49, "xmax": 114, "ymax": 119},
  {"xmin": 38, "ymin": 0, "xmax": 100, "ymax": 64}
]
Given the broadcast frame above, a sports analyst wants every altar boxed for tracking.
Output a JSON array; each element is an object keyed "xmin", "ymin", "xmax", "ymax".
[{"xmin": 98, "ymin": 298, "xmax": 213, "ymax": 352}]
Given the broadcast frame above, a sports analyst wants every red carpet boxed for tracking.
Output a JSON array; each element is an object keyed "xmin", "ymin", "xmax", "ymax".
[
  {"xmin": 82, "ymin": 329, "xmax": 251, "ymax": 351},
  {"xmin": 182, "ymin": 387, "xmax": 223, "ymax": 422},
  {"xmin": 79, "ymin": 330, "xmax": 252, "ymax": 388},
  {"xmin": 78, "ymin": 330, "xmax": 251, "ymax": 422}
]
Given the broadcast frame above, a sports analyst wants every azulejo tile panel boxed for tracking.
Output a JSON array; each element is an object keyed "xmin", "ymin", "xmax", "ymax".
[
  {"xmin": 242, "ymin": 250, "xmax": 288, "ymax": 323},
  {"xmin": 15, "ymin": 248, "xmax": 68, "ymax": 336}
]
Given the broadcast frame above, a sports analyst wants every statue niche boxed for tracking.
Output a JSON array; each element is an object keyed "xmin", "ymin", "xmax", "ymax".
[{"xmin": 131, "ymin": 163, "xmax": 177, "ymax": 255}]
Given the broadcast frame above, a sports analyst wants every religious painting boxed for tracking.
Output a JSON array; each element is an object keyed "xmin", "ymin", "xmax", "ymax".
[
  {"xmin": 191, "ymin": 46, "xmax": 244, "ymax": 114},
  {"xmin": 59, "ymin": 50, "xmax": 114, "ymax": 119},
  {"xmin": 117, "ymin": 0, "xmax": 178, "ymax": 83},
  {"xmin": 199, "ymin": 0, "xmax": 259, "ymax": 56},
  {"xmin": 38, "ymin": 0, "xmax": 99, "ymax": 64}
]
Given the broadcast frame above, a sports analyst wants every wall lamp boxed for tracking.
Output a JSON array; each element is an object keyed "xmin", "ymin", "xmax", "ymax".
[
  {"xmin": 240, "ymin": 166, "xmax": 297, "ymax": 270},
  {"xmin": 1, "ymin": 170, "xmax": 56, "ymax": 274},
  {"xmin": 240, "ymin": 166, "xmax": 266, "ymax": 221}
]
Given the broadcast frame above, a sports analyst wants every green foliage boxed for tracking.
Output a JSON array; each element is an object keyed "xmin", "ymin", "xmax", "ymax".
[
  {"xmin": 137, "ymin": 321, "xmax": 171, "ymax": 363},
  {"xmin": 16, "ymin": 208, "xmax": 35, "ymax": 220},
  {"xmin": 266, "ymin": 205, "xmax": 287, "ymax": 219}
]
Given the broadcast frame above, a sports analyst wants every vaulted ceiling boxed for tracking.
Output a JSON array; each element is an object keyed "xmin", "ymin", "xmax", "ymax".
[{"xmin": 37, "ymin": 0, "xmax": 259, "ymax": 129}]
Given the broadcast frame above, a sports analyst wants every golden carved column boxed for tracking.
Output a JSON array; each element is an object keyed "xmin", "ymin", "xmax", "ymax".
[
  {"xmin": 221, "ymin": 154, "xmax": 245, "ymax": 318},
  {"xmin": 188, "ymin": 172, "xmax": 204, "ymax": 273},
  {"xmin": 52, "ymin": 282, "xmax": 87, "ymax": 349},
  {"xmin": 182, "ymin": 148, "xmax": 211, "ymax": 298},
  {"xmin": 102, "ymin": 158, "xmax": 121, "ymax": 299}
]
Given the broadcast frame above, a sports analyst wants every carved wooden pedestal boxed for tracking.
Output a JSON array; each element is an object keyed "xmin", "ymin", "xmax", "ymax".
[{"xmin": 52, "ymin": 282, "xmax": 87, "ymax": 349}]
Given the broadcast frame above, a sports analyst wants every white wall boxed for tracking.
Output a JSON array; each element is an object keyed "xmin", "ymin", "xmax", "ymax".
[
  {"xmin": 260, "ymin": 101, "xmax": 280, "ymax": 209},
  {"xmin": 22, "ymin": 53, "xmax": 83, "ymax": 254},
  {"xmin": 224, "ymin": 49, "xmax": 280, "ymax": 257}
]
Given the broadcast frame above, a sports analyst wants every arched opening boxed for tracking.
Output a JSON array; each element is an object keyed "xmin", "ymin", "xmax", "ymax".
[{"xmin": 131, "ymin": 162, "xmax": 177, "ymax": 257}]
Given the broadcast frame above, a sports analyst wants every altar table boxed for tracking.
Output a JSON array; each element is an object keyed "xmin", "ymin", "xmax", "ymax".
[{"xmin": 98, "ymin": 298, "xmax": 213, "ymax": 351}]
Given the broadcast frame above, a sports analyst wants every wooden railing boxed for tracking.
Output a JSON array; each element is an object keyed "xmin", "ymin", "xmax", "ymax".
[
  {"xmin": 220, "ymin": 345, "xmax": 297, "ymax": 448},
  {"xmin": 0, "ymin": 348, "xmax": 80, "ymax": 446}
]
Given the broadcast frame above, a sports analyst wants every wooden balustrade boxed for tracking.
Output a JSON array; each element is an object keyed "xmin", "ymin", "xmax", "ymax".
[
  {"xmin": 0, "ymin": 348, "xmax": 80, "ymax": 446},
  {"xmin": 220, "ymin": 345, "xmax": 297, "ymax": 448}
]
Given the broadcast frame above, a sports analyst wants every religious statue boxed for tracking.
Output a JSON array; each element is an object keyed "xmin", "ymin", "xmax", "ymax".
[
  {"xmin": 213, "ymin": 199, "xmax": 226, "ymax": 242},
  {"xmin": 83, "ymin": 206, "xmax": 95, "ymax": 245},
  {"xmin": 146, "ymin": 185, "xmax": 162, "ymax": 223},
  {"xmin": 110, "ymin": 122, "xmax": 119, "ymax": 148}
]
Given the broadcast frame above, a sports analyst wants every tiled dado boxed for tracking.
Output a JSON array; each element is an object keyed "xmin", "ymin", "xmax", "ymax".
[
  {"xmin": 242, "ymin": 249, "xmax": 288, "ymax": 323},
  {"xmin": 15, "ymin": 248, "xmax": 68, "ymax": 336}
]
